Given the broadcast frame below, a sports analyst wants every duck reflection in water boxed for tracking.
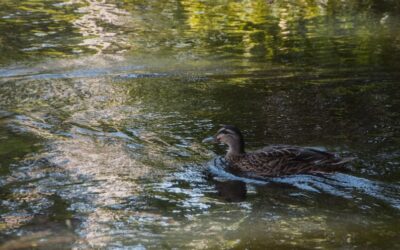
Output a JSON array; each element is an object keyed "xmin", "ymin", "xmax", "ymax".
[{"xmin": 213, "ymin": 179, "xmax": 247, "ymax": 202}]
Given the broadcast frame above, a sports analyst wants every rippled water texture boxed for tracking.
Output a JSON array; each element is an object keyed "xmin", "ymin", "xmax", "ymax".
[{"xmin": 1, "ymin": 0, "xmax": 400, "ymax": 249}]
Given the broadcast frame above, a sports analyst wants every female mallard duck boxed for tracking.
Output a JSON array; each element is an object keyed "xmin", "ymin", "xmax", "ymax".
[{"xmin": 203, "ymin": 125, "xmax": 353, "ymax": 178}]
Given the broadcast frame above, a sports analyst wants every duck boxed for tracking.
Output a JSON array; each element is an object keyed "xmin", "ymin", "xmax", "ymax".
[{"xmin": 203, "ymin": 125, "xmax": 353, "ymax": 178}]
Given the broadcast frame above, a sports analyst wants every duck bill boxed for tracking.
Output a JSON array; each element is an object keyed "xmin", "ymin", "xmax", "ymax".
[{"xmin": 202, "ymin": 136, "xmax": 218, "ymax": 144}]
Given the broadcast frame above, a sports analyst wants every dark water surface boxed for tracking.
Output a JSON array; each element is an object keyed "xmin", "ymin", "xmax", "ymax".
[{"xmin": 1, "ymin": 0, "xmax": 400, "ymax": 249}]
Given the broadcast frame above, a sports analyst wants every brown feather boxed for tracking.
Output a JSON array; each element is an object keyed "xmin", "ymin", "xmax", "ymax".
[
  {"xmin": 208, "ymin": 125, "xmax": 354, "ymax": 178},
  {"xmin": 227, "ymin": 145, "xmax": 352, "ymax": 178}
]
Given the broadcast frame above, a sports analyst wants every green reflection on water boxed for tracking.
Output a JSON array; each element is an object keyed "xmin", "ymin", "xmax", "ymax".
[{"xmin": 0, "ymin": 0, "xmax": 399, "ymax": 70}]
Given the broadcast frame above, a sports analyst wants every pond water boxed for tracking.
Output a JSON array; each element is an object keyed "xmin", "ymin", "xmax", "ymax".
[{"xmin": 1, "ymin": 0, "xmax": 400, "ymax": 249}]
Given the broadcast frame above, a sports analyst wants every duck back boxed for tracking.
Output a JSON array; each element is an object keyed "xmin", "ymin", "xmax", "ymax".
[{"xmin": 227, "ymin": 145, "xmax": 352, "ymax": 178}]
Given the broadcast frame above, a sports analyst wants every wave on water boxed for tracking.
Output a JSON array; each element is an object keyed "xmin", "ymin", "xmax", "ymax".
[{"xmin": 206, "ymin": 157, "xmax": 400, "ymax": 209}]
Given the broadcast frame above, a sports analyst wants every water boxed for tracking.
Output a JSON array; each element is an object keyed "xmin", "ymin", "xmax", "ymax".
[{"xmin": 1, "ymin": 0, "xmax": 400, "ymax": 249}]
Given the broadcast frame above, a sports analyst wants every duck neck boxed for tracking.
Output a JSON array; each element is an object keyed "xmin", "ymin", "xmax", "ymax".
[{"xmin": 226, "ymin": 142, "xmax": 245, "ymax": 160}]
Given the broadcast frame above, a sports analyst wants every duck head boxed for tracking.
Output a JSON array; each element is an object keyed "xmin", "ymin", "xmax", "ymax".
[{"xmin": 203, "ymin": 125, "xmax": 245, "ymax": 155}]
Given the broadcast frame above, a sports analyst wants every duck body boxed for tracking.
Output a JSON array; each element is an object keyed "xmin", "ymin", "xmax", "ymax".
[
  {"xmin": 204, "ymin": 125, "xmax": 353, "ymax": 178},
  {"xmin": 226, "ymin": 145, "xmax": 351, "ymax": 178}
]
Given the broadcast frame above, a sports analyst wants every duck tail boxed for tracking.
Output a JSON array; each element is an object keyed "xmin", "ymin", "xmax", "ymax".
[
  {"xmin": 333, "ymin": 157, "xmax": 356, "ymax": 166},
  {"xmin": 325, "ymin": 157, "xmax": 356, "ymax": 173}
]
